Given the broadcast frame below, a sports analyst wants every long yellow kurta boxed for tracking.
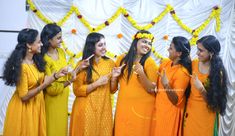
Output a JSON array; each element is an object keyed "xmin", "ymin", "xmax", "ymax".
[
  {"xmin": 44, "ymin": 48, "xmax": 69, "ymax": 136},
  {"xmin": 70, "ymin": 57, "xmax": 115, "ymax": 136},
  {"xmin": 3, "ymin": 64, "xmax": 46, "ymax": 136},
  {"xmin": 114, "ymin": 55, "xmax": 158, "ymax": 136},
  {"xmin": 152, "ymin": 60, "xmax": 190, "ymax": 136},
  {"xmin": 183, "ymin": 59, "xmax": 216, "ymax": 136}
]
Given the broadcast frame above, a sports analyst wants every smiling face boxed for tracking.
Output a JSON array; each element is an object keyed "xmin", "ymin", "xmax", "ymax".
[
  {"xmin": 136, "ymin": 38, "xmax": 152, "ymax": 56},
  {"xmin": 27, "ymin": 35, "xmax": 42, "ymax": 54},
  {"xmin": 168, "ymin": 42, "xmax": 181, "ymax": 61},
  {"xmin": 196, "ymin": 42, "xmax": 211, "ymax": 62},
  {"xmin": 49, "ymin": 32, "xmax": 62, "ymax": 48},
  {"xmin": 94, "ymin": 38, "xmax": 106, "ymax": 57}
]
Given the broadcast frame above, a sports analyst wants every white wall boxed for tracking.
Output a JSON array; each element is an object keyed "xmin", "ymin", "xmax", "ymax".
[
  {"xmin": 0, "ymin": 0, "xmax": 28, "ymax": 72},
  {"xmin": 0, "ymin": 0, "xmax": 28, "ymax": 133}
]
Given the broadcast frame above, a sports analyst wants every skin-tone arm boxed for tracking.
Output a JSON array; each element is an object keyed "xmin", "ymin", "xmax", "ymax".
[
  {"xmin": 21, "ymin": 68, "xmax": 67, "ymax": 102},
  {"xmin": 64, "ymin": 54, "xmax": 94, "ymax": 87},
  {"xmin": 191, "ymin": 73, "xmax": 207, "ymax": 100},
  {"xmin": 86, "ymin": 73, "xmax": 111, "ymax": 94},
  {"xmin": 110, "ymin": 64, "xmax": 126, "ymax": 93},
  {"xmin": 134, "ymin": 63, "xmax": 156, "ymax": 94},
  {"xmin": 158, "ymin": 69, "xmax": 178, "ymax": 105}
]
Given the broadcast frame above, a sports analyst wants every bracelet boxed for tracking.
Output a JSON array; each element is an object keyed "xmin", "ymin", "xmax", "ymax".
[
  {"xmin": 53, "ymin": 73, "xmax": 58, "ymax": 80},
  {"xmin": 36, "ymin": 86, "xmax": 41, "ymax": 93},
  {"xmin": 154, "ymin": 87, "xmax": 157, "ymax": 94},
  {"xmin": 199, "ymin": 86, "xmax": 206, "ymax": 93},
  {"xmin": 163, "ymin": 83, "xmax": 169, "ymax": 89},
  {"xmin": 111, "ymin": 77, "xmax": 117, "ymax": 82},
  {"xmin": 77, "ymin": 67, "xmax": 81, "ymax": 73},
  {"xmin": 67, "ymin": 80, "xmax": 72, "ymax": 85}
]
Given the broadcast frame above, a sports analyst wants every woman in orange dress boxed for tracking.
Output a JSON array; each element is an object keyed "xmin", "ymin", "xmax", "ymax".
[
  {"xmin": 69, "ymin": 32, "xmax": 115, "ymax": 136},
  {"xmin": 2, "ymin": 28, "xmax": 66, "ymax": 136},
  {"xmin": 112, "ymin": 30, "xmax": 158, "ymax": 136},
  {"xmin": 152, "ymin": 36, "xmax": 192, "ymax": 136},
  {"xmin": 183, "ymin": 35, "xmax": 228, "ymax": 136}
]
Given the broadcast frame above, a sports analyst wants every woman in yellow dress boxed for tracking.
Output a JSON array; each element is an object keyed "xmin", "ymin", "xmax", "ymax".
[
  {"xmin": 2, "ymin": 28, "xmax": 66, "ymax": 136},
  {"xmin": 152, "ymin": 36, "xmax": 191, "ymax": 136},
  {"xmin": 70, "ymin": 32, "xmax": 115, "ymax": 136},
  {"xmin": 183, "ymin": 35, "xmax": 228, "ymax": 136},
  {"xmin": 41, "ymin": 23, "xmax": 86, "ymax": 136},
  {"xmin": 112, "ymin": 30, "xmax": 158, "ymax": 136}
]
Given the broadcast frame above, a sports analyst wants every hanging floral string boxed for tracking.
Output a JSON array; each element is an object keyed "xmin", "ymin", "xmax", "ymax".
[
  {"xmin": 27, "ymin": 0, "xmax": 221, "ymax": 65},
  {"xmin": 27, "ymin": 0, "xmax": 221, "ymax": 39}
]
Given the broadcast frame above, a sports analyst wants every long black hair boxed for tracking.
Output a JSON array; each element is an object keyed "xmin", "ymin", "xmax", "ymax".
[
  {"xmin": 120, "ymin": 30, "xmax": 154, "ymax": 82},
  {"xmin": 172, "ymin": 36, "xmax": 192, "ymax": 99},
  {"xmin": 2, "ymin": 28, "xmax": 45, "ymax": 86},
  {"xmin": 40, "ymin": 23, "xmax": 62, "ymax": 56},
  {"xmin": 82, "ymin": 32, "xmax": 109, "ymax": 83},
  {"xmin": 197, "ymin": 35, "xmax": 227, "ymax": 115}
]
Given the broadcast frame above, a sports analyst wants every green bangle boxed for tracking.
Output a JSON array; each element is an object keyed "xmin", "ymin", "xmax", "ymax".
[{"xmin": 53, "ymin": 73, "xmax": 58, "ymax": 80}]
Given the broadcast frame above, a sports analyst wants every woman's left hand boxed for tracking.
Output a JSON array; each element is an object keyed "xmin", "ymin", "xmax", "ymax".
[
  {"xmin": 159, "ymin": 69, "xmax": 169, "ymax": 86},
  {"xmin": 57, "ymin": 67, "xmax": 68, "ymax": 77},
  {"xmin": 133, "ymin": 63, "xmax": 144, "ymax": 75},
  {"xmin": 112, "ymin": 64, "xmax": 126, "ymax": 78},
  {"xmin": 191, "ymin": 73, "xmax": 204, "ymax": 91}
]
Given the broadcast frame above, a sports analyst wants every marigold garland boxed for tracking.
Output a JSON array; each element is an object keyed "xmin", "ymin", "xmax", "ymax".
[
  {"xmin": 163, "ymin": 35, "xmax": 169, "ymax": 40},
  {"xmin": 132, "ymin": 33, "xmax": 155, "ymax": 41},
  {"xmin": 117, "ymin": 33, "xmax": 123, "ymax": 39},
  {"xmin": 28, "ymin": 0, "xmax": 221, "ymax": 45},
  {"xmin": 27, "ymin": 0, "xmax": 221, "ymax": 66},
  {"xmin": 71, "ymin": 29, "xmax": 77, "ymax": 34}
]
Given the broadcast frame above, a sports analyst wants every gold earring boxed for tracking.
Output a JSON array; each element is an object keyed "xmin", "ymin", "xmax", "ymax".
[
  {"xmin": 28, "ymin": 48, "xmax": 32, "ymax": 53},
  {"xmin": 209, "ymin": 54, "xmax": 213, "ymax": 60}
]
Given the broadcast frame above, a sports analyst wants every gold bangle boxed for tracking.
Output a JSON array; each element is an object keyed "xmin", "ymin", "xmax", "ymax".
[
  {"xmin": 53, "ymin": 73, "xmax": 58, "ymax": 80},
  {"xmin": 154, "ymin": 87, "xmax": 157, "ymax": 94},
  {"xmin": 77, "ymin": 67, "xmax": 81, "ymax": 73},
  {"xmin": 200, "ymin": 87, "xmax": 206, "ymax": 93},
  {"xmin": 111, "ymin": 77, "xmax": 117, "ymax": 82},
  {"xmin": 67, "ymin": 80, "xmax": 72, "ymax": 85},
  {"xmin": 163, "ymin": 83, "xmax": 169, "ymax": 89}
]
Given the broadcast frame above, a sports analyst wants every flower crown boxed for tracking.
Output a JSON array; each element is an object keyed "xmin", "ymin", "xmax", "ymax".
[{"xmin": 132, "ymin": 33, "xmax": 155, "ymax": 42}]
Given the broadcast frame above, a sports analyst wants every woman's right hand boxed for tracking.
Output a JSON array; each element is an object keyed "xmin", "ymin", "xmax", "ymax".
[
  {"xmin": 42, "ymin": 75, "xmax": 54, "ymax": 87},
  {"xmin": 191, "ymin": 73, "xmax": 204, "ymax": 91},
  {"xmin": 112, "ymin": 64, "xmax": 126, "ymax": 78},
  {"xmin": 95, "ymin": 74, "xmax": 111, "ymax": 86},
  {"xmin": 76, "ymin": 54, "xmax": 94, "ymax": 73},
  {"xmin": 56, "ymin": 67, "xmax": 69, "ymax": 79}
]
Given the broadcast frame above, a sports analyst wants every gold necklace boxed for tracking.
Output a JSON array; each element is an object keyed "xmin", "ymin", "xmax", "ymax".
[{"xmin": 27, "ymin": 63, "xmax": 40, "ymax": 86}]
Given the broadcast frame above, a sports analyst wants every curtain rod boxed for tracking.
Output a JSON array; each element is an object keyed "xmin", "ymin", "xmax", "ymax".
[{"xmin": 0, "ymin": 30, "xmax": 20, "ymax": 33}]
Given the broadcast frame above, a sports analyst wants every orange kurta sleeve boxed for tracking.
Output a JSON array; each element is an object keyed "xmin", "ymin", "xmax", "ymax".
[
  {"xmin": 16, "ymin": 65, "xmax": 28, "ymax": 98},
  {"xmin": 172, "ymin": 67, "xmax": 190, "ymax": 106},
  {"xmin": 73, "ymin": 61, "xmax": 88, "ymax": 97}
]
